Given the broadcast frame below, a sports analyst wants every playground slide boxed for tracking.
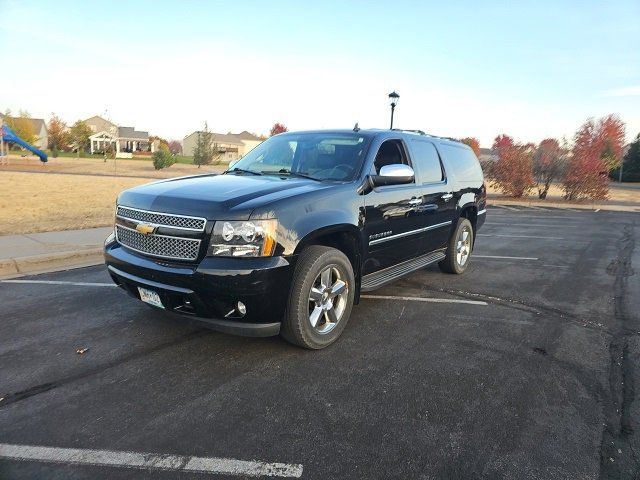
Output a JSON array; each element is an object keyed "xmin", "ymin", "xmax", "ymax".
[{"xmin": 1, "ymin": 125, "xmax": 48, "ymax": 162}]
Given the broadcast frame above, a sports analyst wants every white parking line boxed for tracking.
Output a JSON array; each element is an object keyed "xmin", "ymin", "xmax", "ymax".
[
  {"xmin": 362, "ymin": 294, "xmax": 487, "ymax": 306},
  {"xmin": 477, "ymin": 234, "xmax": 564, "ymax": 240},
  {"xmin": 0, "ymin": 443, "xmax": 303, "ymax": 478},
  {"xmin": 484, "ymin": 215, "xmax": 584, "ymax": 220},
  {"xmin": 0, "ymin": 280, "xmax": 115, "ymax": 287},
  {"xmin": 473, "ymin": 255, "xmax": 538, "ymax": 260},
  {"xmin": 492, "ymin": 205, "xmax": 520, "ymax": 211},
  {"xmin": 486, "ymin": 223, "xmax": 578, "ymax": 228}
]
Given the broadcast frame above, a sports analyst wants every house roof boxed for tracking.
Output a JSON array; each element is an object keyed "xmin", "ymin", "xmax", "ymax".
[
  {"xmin": 0, "ymin": 113, "xmax": 47, "ymax": 134},
  {"xmin": 185, "ymin": 130, "xmax": 263, "ymax": 145},
  {"xmin": 234, "ymin": 130, "xmax": 263, "ymax": 141},
  {"xmin": 118, "ymin": 126, "xmax": 149, "ymax": 140},
  {"xmin": 84, "ymin": 115, "xmax": 116, "ymax": 125}
]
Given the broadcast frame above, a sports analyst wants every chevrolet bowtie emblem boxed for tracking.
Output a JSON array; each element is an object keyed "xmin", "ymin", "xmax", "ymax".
[{"xmin": 136, "ymin": 223, "xmax": 158, "ymax": 235}]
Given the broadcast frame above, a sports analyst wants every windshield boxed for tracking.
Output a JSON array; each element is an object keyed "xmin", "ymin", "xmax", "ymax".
[{"xmin": 227, "ymin": 133, "xmax": 370, "ymax": 181}]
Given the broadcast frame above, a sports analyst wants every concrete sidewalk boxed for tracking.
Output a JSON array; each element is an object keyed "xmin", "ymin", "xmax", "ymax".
[{"xmin": 0, "ymin": 227, "xmax": 111, "ymax": 278}]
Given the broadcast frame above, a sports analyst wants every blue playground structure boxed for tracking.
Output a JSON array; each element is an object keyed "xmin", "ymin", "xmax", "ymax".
[{"xmin": 0, "ymin": 123, "xmax": 48, "ymax": 163}]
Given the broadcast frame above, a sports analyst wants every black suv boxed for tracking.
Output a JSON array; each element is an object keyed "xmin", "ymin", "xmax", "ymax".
[{"xmin": 105, "ymin": 128, "xmax": 486, "ymax": 349}]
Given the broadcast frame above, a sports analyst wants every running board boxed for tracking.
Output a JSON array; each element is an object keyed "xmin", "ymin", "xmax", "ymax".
[{"xmin": 361, "ymin": 250, "xmax": 446, "ymax": 292}]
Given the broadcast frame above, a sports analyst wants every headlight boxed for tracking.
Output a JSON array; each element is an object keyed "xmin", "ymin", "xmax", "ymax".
[{"xmin": 208, "ymin": 219, "xmax": 277, "ymax": 257}]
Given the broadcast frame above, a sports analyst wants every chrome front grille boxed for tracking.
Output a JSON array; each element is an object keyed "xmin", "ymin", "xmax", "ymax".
[
  {"xmin": 115, "ymin": 225, "xmax": 201, "ymax": 261},
  {"xmin": 116, "ymin": 206, "xmax": 206, "ymax": 231}
]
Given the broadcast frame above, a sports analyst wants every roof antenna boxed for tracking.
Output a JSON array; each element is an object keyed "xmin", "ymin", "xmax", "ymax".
[{"xmin": 353, "ymin": 122, "xmax": 360, "ymax": 132}]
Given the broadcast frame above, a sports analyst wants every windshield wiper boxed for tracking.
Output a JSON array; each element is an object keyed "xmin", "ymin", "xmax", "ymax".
[
  {"xmin": 274, "ymin": 169, "xmax": 321, "ymax": 181},
  {"xmin": 223, "ymin": 167, "xmax": 262, "ymax": 176}
]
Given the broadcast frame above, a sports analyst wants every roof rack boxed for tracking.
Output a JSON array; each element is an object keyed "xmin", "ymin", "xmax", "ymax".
[
  {"xmin": 392, "ymin": 129, "xmax": 462, "ymax": 144},
  {"xmin": 391, "ymin": 128, "xmax": 427, "ymax": 136}
]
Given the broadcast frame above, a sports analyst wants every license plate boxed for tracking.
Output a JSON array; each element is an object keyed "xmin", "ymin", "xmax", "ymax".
[{"xmin": 138, "ymin": 287, "xmax": 164, "ymax": 308}]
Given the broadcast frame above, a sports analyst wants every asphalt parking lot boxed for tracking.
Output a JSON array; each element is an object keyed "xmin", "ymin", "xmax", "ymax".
[{"xmin": 1, "ymin": 206, "xmax": 638, "ymax": 479}]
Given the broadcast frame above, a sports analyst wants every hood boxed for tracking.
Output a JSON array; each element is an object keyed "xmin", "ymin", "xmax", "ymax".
[{"xmin": 117, "ymin": 173, "xmax": 332, "ymax": 220}]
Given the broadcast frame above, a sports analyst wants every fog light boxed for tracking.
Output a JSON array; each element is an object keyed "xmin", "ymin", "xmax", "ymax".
[{"xmin": 237, "ymin": 301, "xmax": 246, "ymax": 316}]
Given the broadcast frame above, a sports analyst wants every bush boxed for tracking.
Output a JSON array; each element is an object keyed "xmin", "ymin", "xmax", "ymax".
[
  {"xmin": 533, "ymin": 138, "xmax": 567, "ymax": 199},
  {"xmin": 152, "ymin": 149, "xmax": 176, "ymax": 170},
  {"xmin": 562, "ymin": 118, "xmax": 609, "ymax": 200},
  {"xmin": 489, "ymin": 135, "xmax": 535, "ymax": 197}
]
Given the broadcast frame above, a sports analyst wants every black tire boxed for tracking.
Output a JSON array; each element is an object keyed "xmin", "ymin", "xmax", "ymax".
[
  {"xmin": 281, "ymin": 246, "xmax": 355, "ymax": 349},
  {"xmin": 439, "ymin": 217, "xmax": 474, "ymax": 274}
]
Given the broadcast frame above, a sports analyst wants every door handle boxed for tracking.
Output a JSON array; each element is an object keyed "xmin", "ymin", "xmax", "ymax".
[
  {"xmin": 441, "ymin": 193, "xmax": 453, "ymax": 201},
  {"xmin": 408, "ymin": 198, "xmax": 422, "ymax": 206}
]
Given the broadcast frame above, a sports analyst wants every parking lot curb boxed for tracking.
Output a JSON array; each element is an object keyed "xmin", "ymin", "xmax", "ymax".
[
  {"xmin": 0, "ymin": 248, "xmax": 104, "ymax": 279},
  {"xmin": 486, "ymin": 197, "xmax": 640, "ymax": 212},
  {"xmin": 0, "ymin": 258, "xmax": 19, "ymax": 277}
]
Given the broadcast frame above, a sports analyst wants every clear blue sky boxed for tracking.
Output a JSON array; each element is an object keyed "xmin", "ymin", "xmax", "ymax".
[{"xmin": 1, "ymin": 0, "xmax": 638, "ymax": 146}]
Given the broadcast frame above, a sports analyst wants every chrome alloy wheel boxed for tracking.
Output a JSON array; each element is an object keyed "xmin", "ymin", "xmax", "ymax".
[
  {"xmin": 456, "ymin": 226, "xmax": 472, "ymax": 266},
  {"xmin": 308, "ymin": 266, "xmax": 348, "ymax": 334}
]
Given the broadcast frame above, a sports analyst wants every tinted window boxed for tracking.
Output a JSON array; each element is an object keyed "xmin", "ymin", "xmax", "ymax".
[
  {"xmin": 409, "ymin": 140, "xmax": 443, "ymax": 183},
  {"xmin": 374, "ymin": 140, "xmax": 410, "ymax": 174},
  {"xmin": 439, "ymin": 144, "xmax": 483, "ymax": 182}
]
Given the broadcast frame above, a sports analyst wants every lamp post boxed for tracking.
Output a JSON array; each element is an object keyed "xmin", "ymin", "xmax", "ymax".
[{"xmin": 388, "ymin": 91, "xmax": 400, "ymax": 129}]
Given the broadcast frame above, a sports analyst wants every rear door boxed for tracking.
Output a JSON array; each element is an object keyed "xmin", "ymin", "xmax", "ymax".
[{"xmin": 407, "ymin": 139, "xmax": 456, "ymax": 254}]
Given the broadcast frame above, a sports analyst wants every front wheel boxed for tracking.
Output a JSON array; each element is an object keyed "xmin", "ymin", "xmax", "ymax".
[
  {"xmin": 439, "ymin": 217, "xmax": 474, "ymax": 274},
  {"xmin": 281, "ymin": 246, "xmax": 355, "ymax": 349}
]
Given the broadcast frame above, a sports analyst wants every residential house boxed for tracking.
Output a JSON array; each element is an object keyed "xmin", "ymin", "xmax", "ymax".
[
  {"xmin": 84, "ymin": 115, "xmax": 154, "ymax": 158},
  {"xmin": 0, "ymin": 113, "xmax": 48, "ymax": 150},
  {"xmin": 183, "ymin": 130, "xmax": 264, "ymax": 163}
]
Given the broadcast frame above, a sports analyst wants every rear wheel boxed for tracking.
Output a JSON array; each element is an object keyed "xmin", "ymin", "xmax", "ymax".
[
  {"xmin": 439, "ymin": 217, "xmax": 474, "ymax": 274},
  {"xmin": 281, "ymin": 246, "xmax": 355, "ymax": 349}
]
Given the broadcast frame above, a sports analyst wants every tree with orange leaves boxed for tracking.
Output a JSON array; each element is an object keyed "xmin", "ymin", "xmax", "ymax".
[{"xmin": 459, "ymin": 137, "xmax": 481, "ymax": 158}]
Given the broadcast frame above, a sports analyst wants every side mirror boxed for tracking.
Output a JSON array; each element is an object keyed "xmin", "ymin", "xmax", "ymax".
[{"xmin": 371, "ymin": 164, "xmax": 415, "ymax": 187}]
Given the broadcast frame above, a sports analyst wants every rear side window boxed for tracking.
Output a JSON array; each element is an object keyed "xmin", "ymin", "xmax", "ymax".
[
  {"xmin": 409, "ymin": 140, "xmax": 443, "ymax": 183},
  {"xmin": 438, "ymin": 144, "xmax": 483, "ymax": 182}
]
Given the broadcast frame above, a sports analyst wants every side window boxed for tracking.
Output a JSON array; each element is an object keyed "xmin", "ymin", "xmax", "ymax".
[
  {"xmin": 373, "ymin": 140, "xmax": 409, "ymax": 175},
  {"xmin": 439, "ymin": 144, "xmax": 483, "ymax": 182},
  {"xmin": 410, "ymin": 140, "xmax": 443, "ymax": 183}
]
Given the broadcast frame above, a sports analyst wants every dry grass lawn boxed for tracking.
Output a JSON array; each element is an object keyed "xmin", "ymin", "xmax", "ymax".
[
  {"xmin": 0, "ymin": 172, "xmax": 151, "ymax": 235},
  {"xmin": 0, "ymin": 155, "xmax": 226, "ymax": 178}
]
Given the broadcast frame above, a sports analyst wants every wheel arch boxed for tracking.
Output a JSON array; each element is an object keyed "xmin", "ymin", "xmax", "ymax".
[
  {"xmin": 294, "ymin": 224, "xmax": 363, "ymax": 303},
  {"xmin": 457, "ymin": 201, "xmax": 478, "ymax": 233}
]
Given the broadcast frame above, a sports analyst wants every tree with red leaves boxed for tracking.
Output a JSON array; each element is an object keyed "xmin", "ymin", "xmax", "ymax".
[
  {"xmin": 533, "ymin": 138, "xmax": 567, "ymax": 199},
  {"xmin": 168, "ymin": 140, "xmax": 182, "ymax": 155},
  {"xmin": 48, "ymin": 113, "xmax": 70, "ymax": 155},
  {"xmin": 459, "ymin": 137, "xmax": 481, "ymax": 158},
  {"xmin": 597, "ymin": 114, "xmax": 626, "ymax": 173},
  {"xmin": 562, "ymin": 115, "xmax": 625, "ymax": 200},
  {"xmin": 270, "ymin": 123, "xmax": 288, "ymax": 136},
  {"xmin": 489, "ymin": 134, "xmax": 535, "ymax": 197}
]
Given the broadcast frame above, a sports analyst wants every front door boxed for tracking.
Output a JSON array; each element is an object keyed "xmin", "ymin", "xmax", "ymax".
[{"xmin": 362, "ymin": 139, "xmax": 427, "ymax": 275}]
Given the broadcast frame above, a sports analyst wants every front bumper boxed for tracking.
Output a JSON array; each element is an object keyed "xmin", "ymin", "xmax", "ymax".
[{"xmin": 104, "ymin": 239, "xmax": 295, "ymax": 337}]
